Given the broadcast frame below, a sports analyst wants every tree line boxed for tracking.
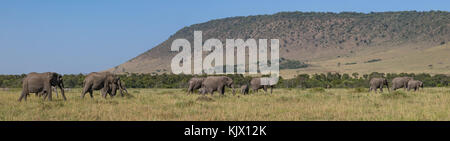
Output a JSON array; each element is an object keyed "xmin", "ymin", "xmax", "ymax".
[{"xmin": 0, "ymin": 72, "xmax": 448, "ymax": 89}]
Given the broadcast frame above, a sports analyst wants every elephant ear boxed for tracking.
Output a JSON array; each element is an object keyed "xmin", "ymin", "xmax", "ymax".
[{"xmin": 46, "ymin": 72, "xmax": 54, "ymax": 82}]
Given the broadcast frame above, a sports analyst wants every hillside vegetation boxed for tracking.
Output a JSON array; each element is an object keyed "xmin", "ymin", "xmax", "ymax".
[{"xmin": 109, "ymin": 11, "xmax": 449, "ymax": 76}]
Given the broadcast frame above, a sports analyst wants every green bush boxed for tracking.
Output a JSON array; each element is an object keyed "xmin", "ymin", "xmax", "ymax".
[
  {"xmin": 280, "ymin": 59, "xmax": 309, "ymax": 69},
  {"xmin": 365, "ymin": 59, "xmax": 382, "ymax": 63}
]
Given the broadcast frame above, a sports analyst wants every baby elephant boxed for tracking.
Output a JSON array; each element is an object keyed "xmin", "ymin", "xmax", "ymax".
[
  {"xmin": 240, "ymin": 85, "xmax": 249, "ymax": 95},
  {"xmin": 198, "ymin": 87, "xmax": 208, "ymax": 95},
  {"xmin": 407, "ymin": 80, "xmax": 423, "ymax": 91}
]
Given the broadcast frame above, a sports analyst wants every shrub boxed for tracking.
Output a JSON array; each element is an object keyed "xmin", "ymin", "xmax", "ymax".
[
  {"xmin": 280, "ymin": 59, "xmax": 309, "ymax": 69},
  {"xmin": 345, "ymin": 62, "xmax": 357, "ymax": 65},
  {"xmin": 365, "ymin": 59, "xmax": 382, "ymax": 63}
]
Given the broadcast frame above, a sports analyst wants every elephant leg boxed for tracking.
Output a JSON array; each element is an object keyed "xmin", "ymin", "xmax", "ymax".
[
  {"xmin": 108, "ymin": 91, "xmax": 114, "ymax": 98},
  {"xmin": 54, "ymin": 87, "xmax": 58, "ymax": 98},
  {"xmin": 210, "ymin": 89, "xmax": 214, "ymax": 95},
  {"xmin": 47, "ymin": 91, "xmax": 52, "ymax": 101},
  {"xmin": 187, "ymin": 87, "xmax": 192, "ymax": 94},
  {"xmin": 220, "ymin": 86, "xmax": 225, "ymax": 95},
  {"xmin": 43, "ymin": 91, "xmax": 48, "ymax": 100},
  {"xmin": 404, "ymin": 83, "xmax": 407, "ymax": 90},
  {"xmin": 380, "ymin": 87, "xmax": 383, "ymax": 93},
  {"xmin": 89, "ymin": 90, "xmax": 94, "ymax": 98},
  {"xmin": 81, "ymin": 86, "xmax": 89, "ymax": 99},
  {"xmin": 101, "ymin": 89, "xmax": 107, "ymax": 99},
  {"xmin": 18, "ymin": 90, "xmax": 29, "ymax": 102},
  {"xmin": 59, "ymin": 86, "xmax": 66, "ymax": 101}
]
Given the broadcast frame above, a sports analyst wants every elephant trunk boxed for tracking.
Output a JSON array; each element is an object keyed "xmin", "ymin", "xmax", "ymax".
[
  {"xmin": 59, "ymin": 82, "xmax": 66, "ymax": 101},
  {"xmin": 111, "ymin": 83, "xmax": 118, "ymax": 97},
  {"xmin": 118, "ymin": 81, "xmax": 128, "ymax": 96}
]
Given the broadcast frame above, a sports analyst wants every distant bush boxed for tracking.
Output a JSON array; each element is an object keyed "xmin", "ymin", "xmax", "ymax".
[
  {"xmin": 1, "ymin": 72, "xmax": 448, "ymax": 89},
  {"xmin": 345, "ymin": 62, "xmax": 357, "ymax": 65},
  {"xmin": 280, "ymin": 59, "xmax": 309, "ymax": 69},
  {"xmin": 365, "ymin": 59, "xmax": 382, "ymax": 63}
]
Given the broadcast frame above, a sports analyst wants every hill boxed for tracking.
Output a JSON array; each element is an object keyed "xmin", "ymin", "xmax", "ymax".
[{"xmin": 108, "ymin": 11, "xmax": 449, "ymax": 78}]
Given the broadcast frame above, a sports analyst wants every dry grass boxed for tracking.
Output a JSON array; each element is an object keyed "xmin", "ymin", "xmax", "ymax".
[
  {"xmin": 281, "ymin": 43, "xmax": 450, "ymax": 78},
  {"xmin": 1, "ymin": 87, "xmax": 450, "ymax": 121}
]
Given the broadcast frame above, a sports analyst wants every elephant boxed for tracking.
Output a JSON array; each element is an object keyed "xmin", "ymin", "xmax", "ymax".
[
  {"xmin": 250, "ymin": 78, "xmax": 274, "ymax": 94},
  {"xmin": 407, "ymin": 80, "xmax": 423, "ymax": 91},
  {"xmin": 35, "ymin": 86, "xmax": 59, "ymax": 97},
  {"xmin": 19, "ymin": 72, "xmax": 66, "ymax": 102},
  {"xmin": 106, "ymin": 79, "xmax": 129, "ymax": 97},
  {"xmin": 392, "ymin": 77, "xmax": 413, "ymax": 91},
  {"xmin": 187, "ymin": 77, "xmax": 205, "ymax": 94},
  {"xmin": 201, "ymin": 76, "xmax": 235, "ymax": 95},
  {"xmin": 369, "ymin": 78, "xmax": 389, "ymax": 93},
  {"xmin": 240, "ymin": 85, "xmax": 249, "ymax": 95},
  {"xmin": 81, "ymin": 72, "xmax": 126, "ymax": 99},
  {"xmin": 198, "ymin": 87, "xmax": 208, "ymax": 94}
]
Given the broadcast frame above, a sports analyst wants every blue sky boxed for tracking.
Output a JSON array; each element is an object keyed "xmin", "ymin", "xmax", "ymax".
[{"xmin": 0, "ymin": 0, "xmax": 448, "ymax": 74}]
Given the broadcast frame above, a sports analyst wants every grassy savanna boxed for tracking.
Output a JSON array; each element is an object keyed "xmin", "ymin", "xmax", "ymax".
[
  {"xmin": 281, "ymin": 43, "xmax": 450, "ymax": 78},
  {"xmin": 1, "ymin": 87, "xmax": 450, "ymax": 121}
]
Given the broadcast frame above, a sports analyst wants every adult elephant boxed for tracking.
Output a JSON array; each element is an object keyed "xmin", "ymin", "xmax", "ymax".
[
  {"xmin": 201, "ymin": 76, "xmax": 235, "ymax": 95},
  {"xmin": 81, "ymin": 72, "xmax": 126, "ymax": 99},
  {"xmin": 407, "ymin": 80, "xmax": 423, "ymax": 91},
  {"xmin": 369, "ymin": 78, "xmax": 389, "ymax": 93},
  {"xmin": 392, "ymin": 77, "xmax": 413, "ymax": 91},
  {"xmin": 19, "ymin": 72, "xmax": 66, "ymax": 101},
  {"xmin": 187, "ymin": 77, "xmax": 205, "ymax": 94},
  {"xmin": 250, "ymin": 78, "xmax": 274, "ymax": 94}
]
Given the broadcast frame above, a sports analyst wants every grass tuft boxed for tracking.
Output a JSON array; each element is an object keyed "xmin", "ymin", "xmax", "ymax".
[
  {"xmin": 309, "ymin": 87, "xmax": 325, "ymax": 93},
  {"xmin": 382, "ymin": 91, "xmax": 409, "ymax": 99}
]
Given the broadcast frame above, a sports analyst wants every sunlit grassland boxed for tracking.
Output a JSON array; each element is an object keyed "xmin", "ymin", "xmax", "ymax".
[
  {"xmin": 281, "ymin": 44, "xmax": 450, "ymax": 78},
  {"xmin": 0, "ymin": 87, "xmax": 449, "ymax": 121}
]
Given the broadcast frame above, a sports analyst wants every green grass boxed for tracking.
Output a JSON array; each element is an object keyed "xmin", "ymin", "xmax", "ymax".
[{"xmin": 0, "ymin": 87, "xmax": 450, "ymax": 121}]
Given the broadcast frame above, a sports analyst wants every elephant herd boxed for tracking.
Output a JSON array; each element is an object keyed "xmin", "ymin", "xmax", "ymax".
[
  {"xmin": 187, "ymin": 76, "xmax": 274, "ymax": 95},
  {"xmin": 369, "ymin": 76, "xmax": 424, "ymax": 93},
  {"xmin": 19, "ymin": 72, "xmax": 128, "ymax": 102},
  {"xmin": 17, "ymin": 71, "xmax": 424, "ymax": 102}
]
